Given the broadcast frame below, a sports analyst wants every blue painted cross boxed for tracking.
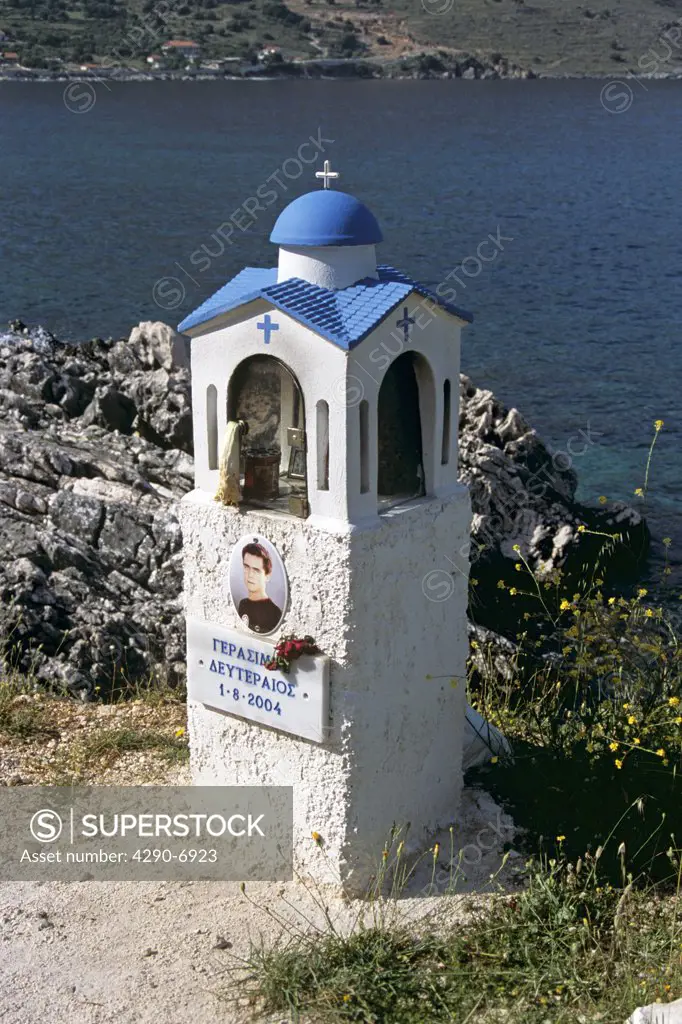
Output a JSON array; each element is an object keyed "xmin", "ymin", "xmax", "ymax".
[
  {"xmin": 396, "ymin": 306, "xmax": 416, "ymax": 344},
  {"xmin": 257, "ymin": 314, "xmax": 279, "ymax": 344}
]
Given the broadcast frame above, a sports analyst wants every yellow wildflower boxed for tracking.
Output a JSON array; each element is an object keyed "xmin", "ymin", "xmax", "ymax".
[
  {"xmin": 599, "ymin": 495, "xmax": 607, "ymax": 505},
  {"xmin": 623, "ymin": 702, "xmax": 630, "ymax": 709},
  {"xmin": 497, "ymin": 580, "xmax": 506, "ymax": 590},
  {"xmin": 470, "ymin": 640, "xmax": 479, "ymax": 649},
  {"xmin": 560, "ymin": 599, "xmax": 571, "ymax": 611},
  {"xmin": 578, "ymin": 525, "xmax": 586, "ymax": 533},
  {"xmin": 663, "ymin": 537, "xmax": 672, "ymax": 547},
  {"xmin": 512, "ymin": 543, "xmax": 520, "ymax": 552},
  {"xmin": 556, "ymin": 835, "xmax": 566, "ymax": 842},
  {"xmin": 515, "ymin": 562, "xmax": 522, "ymax": 571},
  {"xmin": 656, "ymin": 749, "xmax": 666, "ymax": 758},
  {"xmin": 633, "ymin": 738, "xmax": 641, "ymax": 745},
  {"xmin": 615, "ymin": 759, "xmax": 623, "ymax": 769},
  {"xmin": 675, "ymin": 717, "xmax": 682, "ymax": 726},
  {"xmin": 638, "ymin": 588, "xmax": 648, "ymax": 597},
  {"xmin": 343, "ymin": 994, "xmax": 351, "ymax": 1003},
  {"xmin": 634, "ymin": 488, "xmax": 644, "ymax": 497},
  {"xmin": 654, "ymin": 419, "xmax": 664, "ymax": 431},
  {"xmin": 490, "ymin": 755, "xmax": 499, "ymax": 764},
  {"xmin": 608, "ymin": 597, "xmax": 616, "ymax": 605},
  {"xmin": 174, "ymin": 727, "xmax": 185, "ymax": 738},
  {"xmin": 628, "ymin": 716, "xmax": 637, "ymax": 725},
  {"xmin": 609, "ymin": 742, "xmax": 619, "ymax": 752},
  {"xmin": 645, "ymin": 609, "xmax": 654, "ymax": 618},
  {"xmin": 509, "ymin": 587, "xmax": 518, "ymax": 596},
  {"xmin": 668, "ymin": 697, "xmax": 680, "ymax": 707},
  {"xmin": 311, "ymin": 831, "xmax": 322, "ymax": 845}
]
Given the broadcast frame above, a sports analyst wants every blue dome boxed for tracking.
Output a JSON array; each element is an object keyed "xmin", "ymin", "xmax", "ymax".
[{"xmin": 270, "ymin": 190, "xmax": 383, "ymax": 248}]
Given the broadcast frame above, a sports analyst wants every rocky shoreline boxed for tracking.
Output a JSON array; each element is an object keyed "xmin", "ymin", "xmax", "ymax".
[
  {"xmin": 3, "ymin": 57, "xmax": 682, "ymax": 83},
  {"xmin": 0, "ymin": 319, "xmax": 647, "ymax": 699},
  {"xmin": 1, "ymin": 58, "xmax": 536, "ymax": 82}
]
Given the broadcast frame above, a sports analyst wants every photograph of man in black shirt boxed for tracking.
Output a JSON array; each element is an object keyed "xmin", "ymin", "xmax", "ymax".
[{"xmin": 237, "ymin": 541, "xmax": 283, "ymax": 634}]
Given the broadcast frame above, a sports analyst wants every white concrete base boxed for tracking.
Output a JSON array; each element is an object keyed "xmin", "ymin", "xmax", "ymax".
[
  {"xmin": 179, "ymin": 485, "xmax": 471, "ymax": 892},
  {"xmin": 627, "ymin": 1000, "xmax": 682, "ymax": 1024}
]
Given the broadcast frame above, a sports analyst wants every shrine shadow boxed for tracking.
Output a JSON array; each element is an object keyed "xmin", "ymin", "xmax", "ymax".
[{"xmin": 467, "ymin": 740, "xmax": 682, "ymax": 888}]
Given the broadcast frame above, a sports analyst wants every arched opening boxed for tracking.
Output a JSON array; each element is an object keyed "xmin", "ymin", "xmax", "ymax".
[
  {"xmin": 377, "ymin": 351, "xmax": 433, "ymax": 508},
  {"xmin": 206, "ymin": 384, "xmax": 218, "ymax": 470},
  {"xmin": 441, "ymin": 378, "xmax": 451, "ymax": 466},
  {"xmin": 359, "ymin": 400, "xmax": 370, "ymax": 494},
  {"xmin": 316, "ymin": 399, "xmax": 329, "ymax": 491},
  {"xmin": 227, "ymin": 354, "xmax": 308, "ymax": 517}
]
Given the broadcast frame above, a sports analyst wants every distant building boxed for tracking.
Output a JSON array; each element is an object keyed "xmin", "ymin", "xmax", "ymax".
[
  {"xmin": 257, "ymin": 46, "xmax": 282, "ymax": 62},
  {"xmin": 161, "ymin": 40, "xmax": 200, "ymax": 61},
  {"xmin": 1, "ymin": 52, "xmax": 19, "ymax": 64},
  {"xmin": 146, "ymin": 53, "xmax": 163, "ymax": 69}
]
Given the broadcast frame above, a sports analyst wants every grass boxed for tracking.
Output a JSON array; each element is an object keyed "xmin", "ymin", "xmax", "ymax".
[
  {"xmin": 463, "ymin": 422, "xmax": 682, "ymax": 885},
  {"xmin": 69, "ymin": 725, "xmax": 189, "ymax": 763},
  {"xmin": 0, "ymin": 656, "xmax": 188, "ymax": 784},
  {"xmin": 467, "ymin": 556, "xmax": 682, "ymax": 885},
  {"xmin": 239, "ymin": 848, "xmax": 682, "ymax": 1023},
  {"xmin": 0, "ymin": 664, "xmax": 57, "ymax": 741},
  {"xmin": 46, "ymin": 724, "xmax": 189, "ymax": 783},
  {"xmin": 0, "ymin": 693, "xmax": 55, "ymax": 741}
]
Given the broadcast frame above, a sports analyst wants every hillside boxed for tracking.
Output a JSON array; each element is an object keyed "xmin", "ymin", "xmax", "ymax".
[{"xmin": 1, "ymin": 0, "xmax": 682, "ymax": 75}]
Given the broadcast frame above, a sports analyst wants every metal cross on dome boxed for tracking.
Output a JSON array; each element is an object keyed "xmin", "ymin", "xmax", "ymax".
[{"xmin": 315, "ymin": 160, "xmax": 340, "ymax": 189}]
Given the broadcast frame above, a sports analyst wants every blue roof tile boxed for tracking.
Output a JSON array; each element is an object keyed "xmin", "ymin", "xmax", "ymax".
[{"xmin": 177, "ymin": 264, "xmax": 473, "ymax": 346}]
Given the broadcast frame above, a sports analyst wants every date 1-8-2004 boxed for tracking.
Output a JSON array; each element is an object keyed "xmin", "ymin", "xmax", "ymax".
[{"xmin": 218, "ymin": 684, "xmax": 284, "ymax": 716}]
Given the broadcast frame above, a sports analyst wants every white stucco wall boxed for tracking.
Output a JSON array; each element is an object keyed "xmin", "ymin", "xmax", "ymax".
[
  {"xmin": 179, "ymin": 484, "xmax": 471, "ymax": 890},
  {"xmin": 277, "ymin": 244, "xmax": 378, "ymax": 289}
]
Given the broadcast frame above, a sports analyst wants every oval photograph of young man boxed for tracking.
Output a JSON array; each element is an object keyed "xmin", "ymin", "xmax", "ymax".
[{"xmin": 228, "ymin": 534, "xmax": 288, "ymax": 636}]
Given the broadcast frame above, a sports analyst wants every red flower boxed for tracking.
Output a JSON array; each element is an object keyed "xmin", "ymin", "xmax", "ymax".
[{"xmin": 266, "ymin": 634, "xmax": 320, "ymax": 673}]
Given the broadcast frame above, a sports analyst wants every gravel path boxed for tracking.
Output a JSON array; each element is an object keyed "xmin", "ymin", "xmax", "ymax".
[{"xmin": 0, "ymin": 787, "xmax": 522, "ymax": 1024}]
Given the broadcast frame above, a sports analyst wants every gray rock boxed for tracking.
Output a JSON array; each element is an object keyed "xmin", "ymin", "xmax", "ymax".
[
  {"xmin": 0, "ymin": 321, "xmax": 647, "ymax": 699},
  {"xmin": 459, "ymin": 374, "xmax": 648, "ymax": 632},
  {"xmin": 0, "ymin": 322, "xmax": 193, "ymax": 697},
  {"xmin": 48, "ymin": 491, "xmax": 104, "ymax": 546},
  {"xmin": 129, "ymin": 321, "xmax": 190, "ymax": 372},
  {"xmin": 82, "ymin": 387, "xmax": 136, "ymax": 434}
]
